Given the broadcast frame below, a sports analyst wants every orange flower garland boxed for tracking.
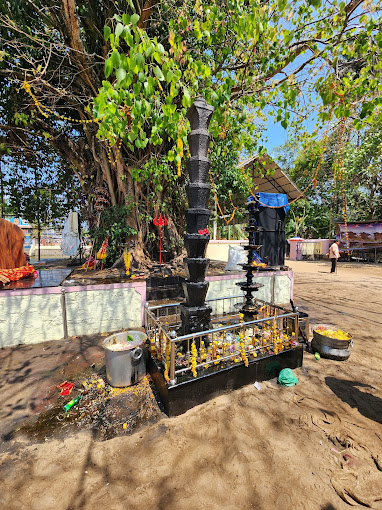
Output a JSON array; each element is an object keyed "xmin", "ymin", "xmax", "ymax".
[{"xmin": 96, "ymin": 237, "xmax": 109, "ymax": 260}]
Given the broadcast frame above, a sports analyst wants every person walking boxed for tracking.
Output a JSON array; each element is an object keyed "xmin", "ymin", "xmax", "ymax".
[{"xmin": 328, "ymin": 240, "xmax": 340, "ymax": 273}]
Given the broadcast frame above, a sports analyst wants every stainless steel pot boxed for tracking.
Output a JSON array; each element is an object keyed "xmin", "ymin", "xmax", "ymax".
[
  {"xmin": 103, "ymin": 330, "xmax": 147, "ymax": 387},
  {"xmin": 311, "ymin": 325, "xmax": 352, "ymax": 361}
]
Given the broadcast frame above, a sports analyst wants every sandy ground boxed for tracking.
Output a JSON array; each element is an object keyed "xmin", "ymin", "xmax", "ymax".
[{"xmin": 1, "ymin": 260, "xmax": 382, "ymax": 509}]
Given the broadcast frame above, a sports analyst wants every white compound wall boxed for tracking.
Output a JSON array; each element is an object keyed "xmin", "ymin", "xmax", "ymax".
[
  {"xmin": 0, "ymin": 272, "xmax": 293, "ymax": 348},
  {"xmin": 0, "ymin": 282, "xmax": 145, "ymax": 348}
]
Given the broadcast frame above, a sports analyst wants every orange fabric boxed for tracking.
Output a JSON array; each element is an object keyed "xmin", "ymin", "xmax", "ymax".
[
  {"xmin": 96, "ymin": 237, "xmax": 109, "ymax": 260},
  {"xmin": 81, "ymin": 258, "xmax": 96, "ymax": 270},
  {"xmin": 0, "ymin": 264, "xmax": 35, "ymax": 281},
  {"xmin": 0, "ymin": 219, "xmax": 27, "ymax": 269}
]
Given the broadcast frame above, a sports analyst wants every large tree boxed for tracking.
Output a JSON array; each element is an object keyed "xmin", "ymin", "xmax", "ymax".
[
  {"xmin": 1, "ymin": 0, "xmax": 381, "ymax": 262},
  {"xmin": 283, "ymin": 112, "xmax": 382, "ymax": 239}
]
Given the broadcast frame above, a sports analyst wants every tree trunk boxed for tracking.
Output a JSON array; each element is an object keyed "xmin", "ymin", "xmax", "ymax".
[
  {"xmin": 133, "ymin": 229, "xmax": 149, "ymax": 268},
  {"xmin": 0, "ymin": 165, "xmax": 4, "ymax": 219},
  {"xmin": 99, "ymin": 149, "xmax": 117, "ymax": 206},
  {"xmin": 1, "ymin": 0, "xmax": 191, "ymax": 269},
  {"xmin": 166, "ymin": 216, "xmax": 182, "ymax": 256}
]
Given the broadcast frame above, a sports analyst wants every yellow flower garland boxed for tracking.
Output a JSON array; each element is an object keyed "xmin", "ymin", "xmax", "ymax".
[
  {"xmin": 191, "ymin": 341, "xmax": 198, "ymax": 378},
  {"xmin": 123, "ymin": 250, "xmax": 131, "ymax": 276},
  {"xmin": 163, "ymin": 336, "xmax": 171, "ymax": 383},
  {"xmin": 200, "ymin": 340, "xmax": 206, "ymax": 360},
  {"xmin": 177, "ymin": 137, "xmax": 183, "ymax": 177},
  {"xmin": 22, "ymin": 81, "xmax": 96, "ymax": 124},
  {"xmin": 239, "ymin": 333, "xmax": 249, "ymax": 367}
]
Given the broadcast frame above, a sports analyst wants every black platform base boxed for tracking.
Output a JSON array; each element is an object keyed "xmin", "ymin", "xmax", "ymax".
[
  {"xmin": 148, "ymin": 345, "xmax": 303, "ymax": 416},
  {"xmin": 179, "ymin": 304, "xmax": 212, "ymax": 336},
  {"xmin": 146, "ymin": 275, "xmax": 185, "ymax": 300}
]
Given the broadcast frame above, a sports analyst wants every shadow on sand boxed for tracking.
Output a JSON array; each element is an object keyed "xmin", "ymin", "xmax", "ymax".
[{"xmin": 325, "ymin": 376, "xmax": 382, "ymax": 425}]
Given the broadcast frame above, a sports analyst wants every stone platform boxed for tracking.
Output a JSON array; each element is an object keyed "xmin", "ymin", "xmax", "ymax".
[{"xmin": 0, "ymin": 268, "xmax": 73, "ymax": 291}]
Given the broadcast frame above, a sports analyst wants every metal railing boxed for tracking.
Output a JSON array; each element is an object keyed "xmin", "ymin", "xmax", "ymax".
[{"xmin": 145, "ymin": 296, "xmax": 299, "ymax": 386}]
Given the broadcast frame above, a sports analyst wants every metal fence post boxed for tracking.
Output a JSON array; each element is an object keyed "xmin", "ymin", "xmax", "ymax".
[
  {"xmin": 294, "ymin": 312, "xmax": 299, "ymax": 341},
  {"xmin": 169, "ymin": 340, "xmax": 176, "ymax": 386},
  {"xmin": 61, "ymin": 288, "xmax": 68, "ymax": 339},
  {"xmin": 144, "ymin": 302, "xmax": 148, "ymax": 329},
  {"xmin": 271, "ymin": 273, "xmax": 276, "ymax": 305}
]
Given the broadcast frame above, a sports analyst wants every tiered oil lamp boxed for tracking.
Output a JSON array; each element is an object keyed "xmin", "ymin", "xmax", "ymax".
[{"xmin": 237, "ymin": 197, "xmax": 264, "ymax": 321}]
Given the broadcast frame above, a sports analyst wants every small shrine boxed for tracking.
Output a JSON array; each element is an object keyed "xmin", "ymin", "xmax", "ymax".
[{"xmin": 146, "ymin": 98, "xmax": 303, "ymax": 416}]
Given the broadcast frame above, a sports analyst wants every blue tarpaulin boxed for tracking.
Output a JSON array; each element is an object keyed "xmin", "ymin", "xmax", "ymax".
[
  {"xmin": 253, "ymin": 251, "xmax": 264, "ymax": 264},
  {"xmin": 248, "ymin": 192, "xmax": 290, "ymax": 214}
]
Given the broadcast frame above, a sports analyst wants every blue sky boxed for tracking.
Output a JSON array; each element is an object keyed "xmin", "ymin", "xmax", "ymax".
[
  {"xmin": 262, "ymin": 104, "xmax": 320, "ymax": 159},
  {"xmin": 263, "ymin": 121, "xmax": 288, "ymax": 153}
]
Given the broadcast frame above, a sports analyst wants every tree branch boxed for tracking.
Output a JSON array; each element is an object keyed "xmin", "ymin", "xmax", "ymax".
[
  {"xmin": 345, "ymin": 0, "xmax": 365, "ymax": 16},
  {"xmin": 61, "ymin": 0, "xmax": 98, "ymax": 95},
  {"xmin": 138, "ymin": 0, "xmax": 160, "ymax": 30},
  {"xmin": 252, "ymin": 43, "xmax": 310, "ymax": 84}
]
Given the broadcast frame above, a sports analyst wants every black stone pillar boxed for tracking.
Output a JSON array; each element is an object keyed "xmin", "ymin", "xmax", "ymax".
[{"xmin": 180, "ymin": 97, "xmax": 214, "ymax": 336}]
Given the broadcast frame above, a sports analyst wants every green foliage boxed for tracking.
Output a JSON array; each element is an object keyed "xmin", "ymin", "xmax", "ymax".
[
  {"xmin": 87, "ymin": 204, "xmax": 138, "ymax": 266},
  {"xmin": 209, "ymin": 131, "xmax": 252, "ymax": 224},
  {"xmin": 286, "ymin": 198, "xmax": 331, "ymax": 238},
  {"xmin": 343, "ymin": 115, "xmax": 382, "ymax": 220},
  {"xmin": 14, "ymin": 113, "xmax": 28, "ymax": 127},
  {"xmin": 218, "ymin": 223, "xmax": 246, "ymax": 240},
  {"xmin": 284, "ymin": 113, "xmax": 382, "ymax": 238},
  {"xmin": 272, "ymin": 139, "xmax": 301, "ymax": 173},
  {"xmin": 132, "ymin": 157, "xmax": 176, "ymax": 189},
  {"xmin": 96, "ymin": 0, "xmax": 382, "ymax": 164},
  {"xmin": 0, "ymin": 142, "xmax": 10, "ymax": 156},
  {"xmin": 2, "ymin": 0, "xmax": 382, "ymax": 255}
]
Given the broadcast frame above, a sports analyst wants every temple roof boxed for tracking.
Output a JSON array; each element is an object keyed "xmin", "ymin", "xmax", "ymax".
[{"xmin": 239, "ymin": 153, "xmax": 302, "ymax": 202}]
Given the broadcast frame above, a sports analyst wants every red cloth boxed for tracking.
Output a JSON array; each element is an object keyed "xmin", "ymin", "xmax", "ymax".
[{"xmin": 0, "ymin": 264, "xmax": 35, "ymax": 282}]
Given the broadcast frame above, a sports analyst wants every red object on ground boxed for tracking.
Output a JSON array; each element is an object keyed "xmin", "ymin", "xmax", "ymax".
[
  {"xmin": 82, "ymin": 256, "xmax": 97, "ymax": 270},
  {"xmin": 57, "ymin": 381, "xmax": 75, "ymax": 396}
]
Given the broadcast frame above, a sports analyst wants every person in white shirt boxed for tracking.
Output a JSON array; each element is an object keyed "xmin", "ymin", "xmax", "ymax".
[{"xmin": 328, "ymin": 241, "xmax": 340, "ymax": 273}]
